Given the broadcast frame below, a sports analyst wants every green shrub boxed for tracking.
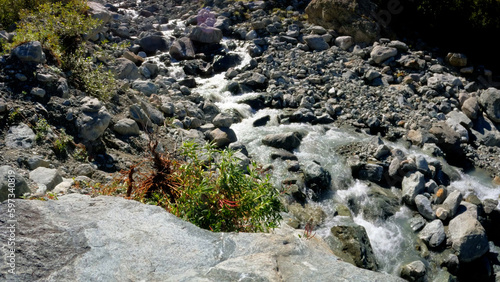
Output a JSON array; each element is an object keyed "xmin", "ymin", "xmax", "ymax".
[
  {"xmin": 98, "ymin": 141, "xmax": 283, "ymax": 233},
  {"xmin": 0, "ymin": 0, "xmax": 80, "ymax": 29},
  {"xmin": 173, "ymin": 142, "xmax": 283, "ymax": 232},
  {"xmin": 63, "ymin": 47, "xmax": 116, "ymax": 101},
  {"xmin": 6, "ymin": 0, "xmax": 100, "ymax": 61}
]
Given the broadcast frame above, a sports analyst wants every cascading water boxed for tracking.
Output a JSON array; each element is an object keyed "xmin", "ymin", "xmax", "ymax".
[{"xmin": 164, "ymin": 36, "xmax": 500, "ymax": 276}]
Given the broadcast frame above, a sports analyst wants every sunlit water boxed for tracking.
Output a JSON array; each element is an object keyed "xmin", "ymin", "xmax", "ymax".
[{"xmin": 187, "ymin": 39, "xmax": 500, "ymax": 274}]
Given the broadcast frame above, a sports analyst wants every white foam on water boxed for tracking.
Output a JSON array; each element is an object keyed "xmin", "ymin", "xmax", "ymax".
[{"xmin": 452, "ymin": 171, "xmax": 500, "ymax": 207}]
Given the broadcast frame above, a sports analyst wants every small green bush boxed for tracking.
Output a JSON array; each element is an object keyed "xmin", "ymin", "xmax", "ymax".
[
  {"xmin": 173, "ymin": 142, "xmax": 283, "ymax": 232},
  {"xmin": 0, "ymin": 0, "xmax": 80, "ymax": 29},
  {"xmin": 63, "ymin": 47, "xmax": 116, "ymax": 101},
  {"xmin": 98, "ymin": 141, "xmax": 284, "ymax": 233},
  {"xmin": 6, "ymin": 0, "xmax": 100, "ymax": 60}
]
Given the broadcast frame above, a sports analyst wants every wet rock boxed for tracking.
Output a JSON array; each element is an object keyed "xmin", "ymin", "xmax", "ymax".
[
  {"xmin": 212, "ymin": 113, "xmax": 233, "ymax": 128},
  {"xmin": 213, "ymin": 53, "xmax": 242, "ymax": 73},
  {"xmin": 242, "ymin": 73, "xmax": 268, "ymax": 90},
  {"xmin": 113, "ymin": 118, "xmax": 140, "ymax": 136},
  {"xmin": 5, "ymin": 123, "xmax": 36, "ymax": 149},
  {"xmin": 305, "ymin": 0, "xmax": 380, "ymax": 43},
  {"xmin": 29, "ymin": 167, "xmax": 63, "ymax": 192},
  {"xmin": 303, "ymin": 35, "xmax": 329, "ymax": 51},
  {"xmin": 415, "ymin": 195, "xmax": 435, "ymax": 220},
  {"xmin": 207, "ymin": 127, "xmax": 237, "ymax": 148},
  {"xmin": 270, "ymin": 150, "xmax": 298, "ymax": 161},
  {"xmin": 400, "ymin": 260, "xmax": 426, "ymax": 282},
  {"xmin": 0, "ymin": 166, "xmax": 30, "ymax": 201},
  {"xmin": 409, "ymin": 215, "xmax": 426, "ymax": 232},
  {"xmin": 189, "ymin": 26, "xmax": 223, "ymax": 44},
  {"xmin": 356, "ymin": 163, "xmax": 383, "ymax": 183},
  {"xmin": 370, "ymin": 46, "xmax": 397, "ymax": 64},
  {"xmin": 418, "ymin": 219, "xmax": 445, "ymax": 248},
  {"xmin": 139, "ymin": 35, "xmax": 169, "ymax": 55},
  {"xmin": 402, "ymin": 172, "xmax": 426, "ymax": 206},
  {"xmin": 479, "ymin": 87, "xmax": 500, "ymax": 123},
  {"xmin": 169, "ymin": 37, "xmax": 196, "ymax": 61},
  {"xmin": 448, "ymin": 213, "xmax": 489, "ymax": 262},
  {"xmin": 303, "ymin": 161, "xmax": 331, "ymax": 194},
  {"xmin": 76, "ymin": 97, "xmax": 111, "ymax": 142},
  {"xmin": 325, "ymin": 220, "xmax": 378, "ymax": 270},
  {"xmin": 262, "ymin": 132, "xmax": 301, "ymax": 151},
  {"xmin": 253, "ymin": 115, "xmax": 270, "ymax": 127},
  {"xmin": 12, "ymin": 41, "xmax": 46, "ymax": 64}
]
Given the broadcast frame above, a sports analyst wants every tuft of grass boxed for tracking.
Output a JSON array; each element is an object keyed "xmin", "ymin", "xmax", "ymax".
[{"xmin": 97, "ymin": 140, "xmax": 283, "ymax": 233}]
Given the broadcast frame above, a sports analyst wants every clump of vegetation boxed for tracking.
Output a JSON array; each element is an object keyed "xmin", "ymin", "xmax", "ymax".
[
  {"xmin": 63, "ymin": 47, "xmax": 116, "ymax": 101},
  {"xmin": 52, "ymin": 128, "xmax": 73, "ymax": 156},
  {"xmin": 97, "ymin": 140, "xmax": 283, "ymax": 233},
  {"xmin": 5, "ymin": 0, "xmax": 100, "ymax": 60},
  {"xmin": 1, "ymin": 0, "xmax": 117, "ymax": 100},
  {"xmin": 0, "ymin": 0, "xmax": 76, "ymax": 29},
  {"xmin": 34, "ymin": 117, "xmax": 50, "ymax": 141}
]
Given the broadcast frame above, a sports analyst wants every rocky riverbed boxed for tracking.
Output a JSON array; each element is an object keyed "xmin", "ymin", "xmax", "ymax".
[{"xmin": 1, "ymin": 0, "xmax": 500, "ymax": 281}]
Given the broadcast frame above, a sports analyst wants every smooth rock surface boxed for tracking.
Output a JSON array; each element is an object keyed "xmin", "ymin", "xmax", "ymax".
[
  {"xmin": 0, "ymin": 166, "xmax": 30, "ymax": 202},
  {"xmin": 5, "ymin": 123, "xmax": 36, "ymax": 149},
  {"xmin": 448, "ymin": 213, "xmax": 489, "ymax": 262},
  {"xmin": 29, "ymin": 167, "xmax": 63, "ymax": 192},
  {"xmin": 0, "ymin": 194, "xmax": 405, "ymax": 281}
]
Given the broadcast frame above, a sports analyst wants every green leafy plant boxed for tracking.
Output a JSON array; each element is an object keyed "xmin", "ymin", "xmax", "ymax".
[
  {"xmin": 5, "ymin": 1, "xmax": 100, "ymax": 60},
  {"xmin": 63, "ymin": 46, "xmax": 117, "ymax": 101},
  {"xmin": 52, "ymin": 128, "xmax": 73, "ymax": 156},
  {"xmin": 98, "ymin": 140, "xmax": 283, "ymax": 233},
  {"xmin": 34, "ymin": 117, "xmax": 50, "ymax": 141}
]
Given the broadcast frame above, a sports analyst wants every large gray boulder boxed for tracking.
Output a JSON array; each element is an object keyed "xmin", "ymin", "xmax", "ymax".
[
  {"xmin": 76, "ymin": 97, "xmax": 112, "ymax": 142},
  {"xmin": 29, "ymin": 167, "xmax": 63, "ymax": 192},
  {"xmin": 0, "ymin": 194, "xmax": 405, "ymax": 281},
  {"xmin": 5, "ymin": 123, "xmax": 36, "ymax": 149},
  {"xmin": 401, "ymin": 172, "xmax": 426, "ymax": 206},
  {"xmin": 139, "ymin": 35, "xmax": 170, "ymax": 55},
  {"xmin": 303, "ymin": 35, "xmax": 330, "ymax": 51},
  {"xmin": 189, "ymin": 26, "xmax": 223, "ymax": 44},
  {"xmin": 325, "ymin": 219, "xmax": 379, "ymax": 271},
  {"xmin": 479, "ymin": 87, "xmax": 500, "ymax": 123},
  {"xmin": 0, "ymin": 166, "xmax": 30, "ymax": 202},
  {"xmin": 113, "ymin": 118, "xmax": 140, "ymax": 136},
  {"xmin": 415, "ymin": 195, "xmax": 435, "ymax": 220},
  {"xmin": 418, "ymin": 219, "xmax": 445, "ymax": 248},
  {"xmin": 207, "ymin": 127, "xmax": 237, "ymax": 148},
  {"xmin": 262, "ymin": 132, "xmax": 301, "ymax": 151},
  {"xmin": 441, "ymin": 190, "xmax": 463, "ymax": 219},
  {"xmin": 448, "ymin": 213, "xmax": 489, "ymax": 262},
  {"xmin": 114, "ymin": 58, "xmax": 140, "ymax": 80},
  {"xmin": 169, "ymin": 37, "xmax": 196, "ymax": 61},
  {"xmin": 305, "ymin": 0, "xmax": 380, "ymax": 43},
  {"xmin": 12, "ymin": 41, "xmax": 46, "ymax": 64},
  {"xmin": 303, "ymin": 161, "xmax": 332, "ymax": 194},
  {"xmin": 370, "ymin": 45, "xmax": 398, "ymax": 64},
  {"xmin": 400, "ymin": 260, "xmax": 426, "ymax": 282}
]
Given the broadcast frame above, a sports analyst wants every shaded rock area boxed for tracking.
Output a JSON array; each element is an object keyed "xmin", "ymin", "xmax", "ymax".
[{"xmin": 0, "ymin": 194, "xmax": 405, "ymax": 282}]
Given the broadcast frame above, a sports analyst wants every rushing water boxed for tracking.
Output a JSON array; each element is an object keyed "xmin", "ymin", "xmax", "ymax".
[{"xmin": 187, "ymin": 40, "xmax": 500, "ymax": 275}]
